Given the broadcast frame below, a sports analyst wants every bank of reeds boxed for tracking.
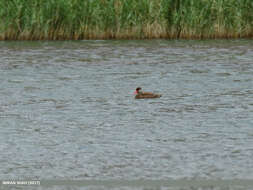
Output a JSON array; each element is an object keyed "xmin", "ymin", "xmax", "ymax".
[{"xmin": 0, "ymin": 0, "xmax": 253, "ymax": 40}]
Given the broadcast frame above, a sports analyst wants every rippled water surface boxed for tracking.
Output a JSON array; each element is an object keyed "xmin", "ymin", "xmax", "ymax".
[{"xmin": 0, "ymin": 40, "xmax": 253, "ymax": 189}]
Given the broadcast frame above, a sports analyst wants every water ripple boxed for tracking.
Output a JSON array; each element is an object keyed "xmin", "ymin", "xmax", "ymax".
[{"xmin": 0, "ymin": 40, "xmax": 253, "ymax": 181}]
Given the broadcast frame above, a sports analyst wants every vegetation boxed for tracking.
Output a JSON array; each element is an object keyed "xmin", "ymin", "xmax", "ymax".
[{"xmin": 0, "ymin": 0, "xmax": 252, "ymax": 40}]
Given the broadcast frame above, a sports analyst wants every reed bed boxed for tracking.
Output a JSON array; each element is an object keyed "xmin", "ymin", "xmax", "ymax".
[{"xmin": 0, "ymin": 0, "xmax": 252, "ymax": 40}]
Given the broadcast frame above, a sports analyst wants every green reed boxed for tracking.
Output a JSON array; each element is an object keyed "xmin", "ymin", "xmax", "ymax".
[{"xmin": 0, "ymin": 0, "xmax": 252, "ymax": 40}]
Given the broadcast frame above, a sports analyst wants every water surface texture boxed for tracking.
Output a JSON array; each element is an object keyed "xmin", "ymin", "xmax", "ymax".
[{"xmin": 0, "ymin": 40, "xmax": 253, "ymax": 187}]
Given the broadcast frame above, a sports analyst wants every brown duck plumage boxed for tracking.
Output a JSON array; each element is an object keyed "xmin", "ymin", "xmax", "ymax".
[{"xmin": 134, "ymin": 87, "xmax": 162, "ymax": 99}]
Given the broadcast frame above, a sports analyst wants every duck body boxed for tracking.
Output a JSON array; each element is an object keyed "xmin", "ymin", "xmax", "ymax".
[{"xmin": 134, "ymin": 87, "xmax": 162, "ymax": 99}]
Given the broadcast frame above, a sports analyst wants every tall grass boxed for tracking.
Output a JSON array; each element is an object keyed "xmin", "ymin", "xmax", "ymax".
[{"xmin": 0, "ymin": 0, "xmax": 252, "ymax": 40}]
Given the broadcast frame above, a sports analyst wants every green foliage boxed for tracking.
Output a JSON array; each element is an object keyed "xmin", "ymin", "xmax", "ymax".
[{"xmin": 0, "ymin": 0, "xmax": 252, "ymax": 39}]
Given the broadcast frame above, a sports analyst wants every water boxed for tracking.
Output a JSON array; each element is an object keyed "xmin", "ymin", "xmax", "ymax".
[{"xmin": 0, "ymin": 40, "xmax": 253, "ymax": 189}]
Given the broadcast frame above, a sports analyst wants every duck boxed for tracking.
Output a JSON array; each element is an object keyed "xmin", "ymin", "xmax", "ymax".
[{"xmin": 134, "ymin": 87, "xmax": 162, "ymax": 99}]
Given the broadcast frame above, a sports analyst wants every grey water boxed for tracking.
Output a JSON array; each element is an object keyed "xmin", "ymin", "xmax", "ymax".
[{"xmin": 0, "ymin": 40, "xmax": 253, "ymax": 190}]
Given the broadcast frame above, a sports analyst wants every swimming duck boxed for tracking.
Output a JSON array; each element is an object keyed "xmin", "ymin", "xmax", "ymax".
[{"xmin": 134, "ymin": 87, "xmax": 162, "ymax": 99}]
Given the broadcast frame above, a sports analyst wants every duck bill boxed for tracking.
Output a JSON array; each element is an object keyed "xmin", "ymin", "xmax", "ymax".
[{"xmin": 134, "ymin": 90, "xmax": 138, "ymax": 95}]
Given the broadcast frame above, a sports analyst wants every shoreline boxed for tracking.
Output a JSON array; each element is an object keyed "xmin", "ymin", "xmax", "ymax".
[{"xmin": 1, "ymin": 32, "xmax": 252, "ymax": 41}]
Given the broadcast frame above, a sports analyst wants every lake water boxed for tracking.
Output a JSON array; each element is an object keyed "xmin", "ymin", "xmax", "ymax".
[{"xmin": 0, "ymin": 40, "xmax": 253, "ymax": 190}]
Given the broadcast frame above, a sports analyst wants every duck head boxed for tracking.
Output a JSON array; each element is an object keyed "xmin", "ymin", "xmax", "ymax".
[{"xmin": 134, "ymin": 87, "xmax": 142, "ymax": 95}]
